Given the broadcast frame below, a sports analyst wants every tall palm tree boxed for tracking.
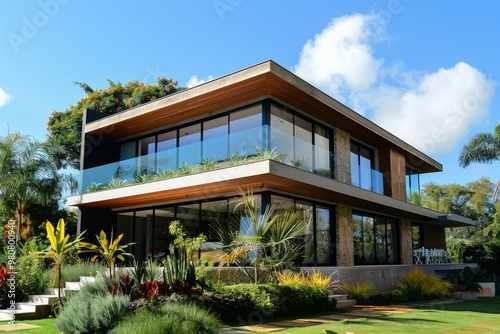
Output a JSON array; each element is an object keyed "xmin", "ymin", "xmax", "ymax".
[
  {"xmin": 458, "ymin": 123, "xmax": 500, "ymax": 168},
  {"xmin": 0, "ymin": 132, "xmax": 64, "ymax": 243}
]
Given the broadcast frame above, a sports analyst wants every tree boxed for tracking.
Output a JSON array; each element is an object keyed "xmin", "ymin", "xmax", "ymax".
[
  {"xmin": 458, "ymin": 123, "xmax": 500, "ymax": 168},
  {"xmin": 81, "ymin": 230, "xmax": 134, "ymax": 280},
  {"xmin": 0, "ymin": 132, "xmax": 67, "ymax": 243},
  {"xmin": 35, "ymin": 219, "xmax": 85, "ymax": 306},
  {"xmin": 47, "ymin": 78, "xmax": 182, "ymax": 169}
]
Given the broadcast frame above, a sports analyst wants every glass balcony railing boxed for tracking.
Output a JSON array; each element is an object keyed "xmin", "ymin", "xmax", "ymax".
[
  {"xmin": 351, "ymin": 169, "xmax": 384, "ymax": 195},
  {"xmin": 79, "ymin": 125, "xmax": 334, "ymax": 194}
]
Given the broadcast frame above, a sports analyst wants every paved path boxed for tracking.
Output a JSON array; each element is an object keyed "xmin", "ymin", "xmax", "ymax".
[{"xmin": 218, "ymin": 305, "xmax": 417, "ymax": 333}]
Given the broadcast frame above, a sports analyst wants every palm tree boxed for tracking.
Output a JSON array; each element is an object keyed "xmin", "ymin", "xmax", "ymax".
[
  {"xmin": 458, "ymin": 123, "xmax": 500, "ymax": 168},
  {"xmin": 0, "ymin": 132, "xmax": 66, "ymax": 243},
  {"xmin": 210, "ymin": 188, "xmax": 304, "ymax": 283}
]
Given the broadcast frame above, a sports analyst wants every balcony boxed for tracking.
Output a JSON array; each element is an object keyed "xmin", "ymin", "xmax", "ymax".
[
  {"xmin": 351, "ymin": 169, "xmax": 384, "ymax": 195},
  {"xmin": 79, "ymin": 125, "xmax": 334, "ymax": 194}
]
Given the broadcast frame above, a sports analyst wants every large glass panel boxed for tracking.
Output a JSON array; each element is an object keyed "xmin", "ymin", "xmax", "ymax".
[
  {"xmin": 270, "ymin": 104, "xmax": 293, "ymax": 164},
  {"xmin": 296, "ymin": 201, "xmax": 314, "ymax": 264},
  {"xmin": 201, "ymin": 200, "xmax": 228, "ymax": 257},
  {"xmin": 316, "ymin": 205, "xmax": 331, "ymax": 264},
  {"xmin": 271, "ymin": 194, "xmax": 295, "ymax": 216},
  {"xmin": 294, "ymin": 116, "xmax": 313, "ymax": 171},
  {"xmin": 117, "ymin": 211, "xmax": 135, "ymax": 259},
  {"xmin": 411, "ymin": 223, "xmax": 422, "ymax": 250},
  {"xmin": 314, "ymin": 125, "xmax": 331, "ymax": 177},
  {"xmin": 375, "ymin": 217, "xmax": 387, "ymax": 263},
  {"xmin": 177, "ymin": 203, "xmax": 200, "ymax": 238},
  {"xmin": 406, "ymin": 170, "xmax": 421, "ymax": 202},
  {"xmin": 157, "ymin": 130, "xmax": 177, "ymax": 172},
  {"xmin": 154, "ymin": 207, "xmax": 176, "ymax": 258},
  {"xmin": 363, "ymin": 216, "xmax": 375, "ymax": 264},
  {"xmin": 353, "ymin": 214, "xmax": 363, "ymax": 265},
  {"xmin": 135, "ymin": 209, "xmax": 154, "ymax": 260},
  {"xmin": 386, "ymin": 218, "xmax": 397, "ymax": 264},
  {"xmin": 118, "ymin": 142, "xmax": 137, "ymax": 181},
  {"xmin": 229, "ymin": 104, "xmax": 262, "ymax": 156},
  {"xmin": 179, "ymin": 124, "xmax": 201, "ymax": 166},
  {"xmin": 138, "ymin": 136, "xmax": 156, "ymax": 175},
  {"xmin": 203, "ymin": 116, "xmax": 229, "ymax": 161},
  {"xmin": 359, "ymin": 146, "xmax": 372, "ymax": 191}
]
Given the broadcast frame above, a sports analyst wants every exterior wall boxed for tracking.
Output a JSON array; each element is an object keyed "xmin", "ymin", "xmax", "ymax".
[
  {"xmin": 379, "ymin": 148, "xmax": 406, "ymax": 201},
  {"xmin": 400, "ymin": 218, "xmax": 413, "ymax": 265},
  {"xmin": 423, "ymin": 224, "xmax": 446, "ymax": 249},
  {"xmin": 336, "ymin": 204, "xmax": 354, "ymax": 266},
  {"xmin": 333, "ymin": 128, "xmax": 351, "ymax": 184},
  {"xmin": 79, "ymin": 207, "xmax": 114, "ymax": 243}
]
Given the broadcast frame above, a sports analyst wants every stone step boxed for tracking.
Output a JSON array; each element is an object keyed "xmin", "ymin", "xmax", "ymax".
[{"xmin": 336, "ymin": 299, "xmax": 357, "ymax": 309}]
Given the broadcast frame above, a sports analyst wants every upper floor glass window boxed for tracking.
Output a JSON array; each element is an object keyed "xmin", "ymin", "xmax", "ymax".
[
  {"xmin": 406, "ymin": 169, "xmax": 421, "ymax": 202},
  {"xmin": 351, "ymin": 141, "xmax": 374, "ymax": 190}
]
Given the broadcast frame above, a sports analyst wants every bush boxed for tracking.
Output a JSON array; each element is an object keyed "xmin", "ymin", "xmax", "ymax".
[
  {"xmin": 193, "ymin": 290, "xmax": 258, "ymax": 323},
  {"xmin": 110, "ymin": 303, "xmax": 221, "ymax": 334},
  {"xmin": 16, "ymin": 255, "xmax": 47, "ymax": 301},
  {"xmin": 56, "ymin": 293, "xmax": 130, "ymax": 334},
  {"xmin": 62, "ymin": 260, "xmax": 106, "ymax": 282},
  {"xmin": 339, "ymin": 281, "xmax": 375, "ymax": 300},
  {"xmin": 219, "ymin": 283, "xmax": 333, "ymax": 318},
  {"xmin": 397, "ymin": 268, "xmax": 451, "ymax": 300}
]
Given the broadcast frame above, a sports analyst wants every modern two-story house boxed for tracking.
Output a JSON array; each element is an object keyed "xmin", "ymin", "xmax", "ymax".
[{"xmin": 67, "ymin": 60, "xmax": 474, "ymax": 289}]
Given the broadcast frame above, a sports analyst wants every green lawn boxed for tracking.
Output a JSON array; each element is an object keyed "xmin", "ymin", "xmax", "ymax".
[
  {"xmin": 2, "ymin": 297, "xmax": 500, "ymax": 333},
  {"xmin": 278, "ymin": 297, "xmax": 500, "ymax": 334}
]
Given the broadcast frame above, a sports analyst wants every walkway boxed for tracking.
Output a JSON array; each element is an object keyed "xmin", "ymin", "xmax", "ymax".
[{"xmin": 218, "ymin": 305, "xmax": 418, "ymax": 333}]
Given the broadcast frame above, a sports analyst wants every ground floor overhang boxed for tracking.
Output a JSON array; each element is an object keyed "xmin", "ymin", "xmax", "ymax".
[{"xmin": 67, "ymin": 160, "xmax": 473, "ymax": 227}]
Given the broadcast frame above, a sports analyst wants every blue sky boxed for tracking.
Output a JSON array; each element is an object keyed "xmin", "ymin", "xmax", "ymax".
[{"xmin": 0, "ymin": 1, "xmax": 498, "ymax": 187}]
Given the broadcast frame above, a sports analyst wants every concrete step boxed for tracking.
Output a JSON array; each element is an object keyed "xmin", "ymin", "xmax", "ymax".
[
  {"xmin": 29, "ymin": 294, "xmax": 59, "ymax": 306},
  {"xmin": 329, "ymin": 294, "xmax": 347, "ymax": 302},
  {"xmin": 0, "ymin": 309, "xmax": 36, "ymax": 321}
]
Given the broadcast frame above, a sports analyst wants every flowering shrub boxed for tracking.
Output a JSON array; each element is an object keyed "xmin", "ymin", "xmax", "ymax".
[{"xmin": 16, "ymin": 255, "xmax": 47, "ymax": 301}]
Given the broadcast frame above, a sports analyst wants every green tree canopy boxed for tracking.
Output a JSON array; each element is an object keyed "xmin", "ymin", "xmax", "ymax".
[
  {"xmin": 47, "ymin": 78, "xmax": 182, "ymax": 169},
  {"xmin": 420, "ymin": 178, "xmax": 496, "ymax": 240}
]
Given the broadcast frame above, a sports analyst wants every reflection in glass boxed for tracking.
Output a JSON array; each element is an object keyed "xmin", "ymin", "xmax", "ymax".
[
  {"xmin": 157, "ymin": 131, "xmax": 177, "ymax": 172},
  {"xmin": 154, "ymin": 207, "xmax": 176, "ymax": 258},
  {"xmin": 270, "ymin": 104, "xmax": 293, "ymax": 164},
  {"xmin": 316, "ymin": 205, "xmax": 330, "ymax": 264},
  {"xmin": 203, "ymin": 116, "xmax": 229, "ymax": 161},
  {"xmin": 353, "ymin": 214, "xmax": 363, "ymax": 265},
  {"xmin": 294, "ymin": 116, "xmax": 313, "ymax": 171},
  {"xmin": 138, "ymin": 136, "xmax": 156, "ymax": 174},
  {"xmin": 314, "ymin": 125, "xmax": 330, "ymax": 176},
  {"xmin": 135, "ymin": 209, "xmax": 154, "ymax": 260},
  {"xmin": 229, "ymin": 104, "xmax": 262, "ymax": 156},
  {"xmin": 296, "ymin": 201, "xmax": 314, "ymax": 264}
]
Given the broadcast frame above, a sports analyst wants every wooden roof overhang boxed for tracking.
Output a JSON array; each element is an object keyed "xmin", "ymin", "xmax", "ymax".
[{"xmin": 84, "ymin": 61, "xmax": 441, "ymax": 174}]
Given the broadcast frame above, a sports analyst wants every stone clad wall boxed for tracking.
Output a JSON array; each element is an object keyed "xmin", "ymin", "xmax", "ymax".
[
  {"xmin": 400, "ymin": 218, "xmax": 413, "ymax": 265},
  {"xmin": 333, "ymin": 128, "xmax": 351, "ymax": 184},
  {"xmin": 336, "ymin": 204, "xmax": 354, "ymax": 267}
]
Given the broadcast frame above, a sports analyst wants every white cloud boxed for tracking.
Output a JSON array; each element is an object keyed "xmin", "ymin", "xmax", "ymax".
[
  {"xmin": 294, "ymin": 13, "xmax": 495, "ymax": 155},
  {"xmin": 0, "ymin": 88, "xmax": 12, "ymax": 107},
  {"xmin": 294, "ymin": 14, "xmax": 385, "ymax": 103},
  {"xmin": 186, "ymin": 75, "xmax": 214, "ymax": 88}
]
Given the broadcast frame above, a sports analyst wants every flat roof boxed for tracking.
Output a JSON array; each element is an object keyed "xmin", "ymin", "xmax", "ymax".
[{"xmin": 83, "ymin": 60, "xmax": 442, "ymax": 173}]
